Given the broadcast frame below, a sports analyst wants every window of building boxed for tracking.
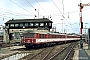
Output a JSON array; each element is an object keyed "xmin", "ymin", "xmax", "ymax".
[
  {"xmin": 20, "ymin": 23, "xmax": 23, "ymax": 27},
  {"xmin": 14, "ymin": 32, "xmax": 21, "ymax": 40},
  {"xmin": 46, "ymin": 23, "xmax": 47, "ymax": 26},
  {"xmin": 29, "ymin": 23, "xmax": 33, "ymax": 26},
  {"xmin": 49, "ymin": 23, "xmax": 51, "ymax": 26},
  {"xmin": 10, "ymin": 24, "xmax": 14, "ymax": 27},
  {"xmin": 25, "ymin": 23, "xmax": 28, "ymax": 27},
  {"xmin": 15, "ymin": 24, "xmax": 19, "ymax": 27},
  {"xmin": 40, "ymin": 23, "xmax": 44, "ymax": 26},
  {"xmin": 35, "ymin": 23, "xmax": 39, "ymax": 26}
]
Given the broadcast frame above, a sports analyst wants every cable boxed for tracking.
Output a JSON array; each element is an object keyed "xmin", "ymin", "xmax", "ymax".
[
  {"xmin": 0, "ymin": 8, "xmax": 33, "ymax": 19},
  {"xmin": 0, "ymin": 8, "xmax": 32, "ymax": 16},
  {"xmin": 52, "ymin": 0, "xmax": 62, "ymax": 15},
  {"xmin": 24, "ymin": 0, "xmax": 35, "ymax": 9},
  {"xmin": 35, "ymin": 0, "xmax": 48, "ymax": 15},
  {"xmin": 23, "ymin": 0, "xmax": 43, "ymax": 18},
  {"xmin": 9, "ymin": 0, "xmax": 34, "ymax": 15},
  {"xmin": 52, "ymin": 0, "xmax": 77, "ymax": 33}
]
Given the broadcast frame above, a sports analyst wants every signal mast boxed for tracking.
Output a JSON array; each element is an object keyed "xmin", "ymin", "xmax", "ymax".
[{"xmin": 78, "ymin": 3, "xmax": 90, "ymax": 48}]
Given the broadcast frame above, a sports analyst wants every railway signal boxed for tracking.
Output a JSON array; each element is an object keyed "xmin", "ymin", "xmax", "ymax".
[
  {"xmin": 78, "ymin": 3, "xmax": 90, "ymax": 48},
  {"xmin": 81, "ymin": 22, "xmax": 83, "ymax": 29},
  {"xmin": 78, "ymin": 3, "xmax": 90, "ymax": 34}
]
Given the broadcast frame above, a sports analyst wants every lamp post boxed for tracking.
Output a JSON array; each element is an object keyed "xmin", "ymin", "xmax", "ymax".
[
  {"xmin": 65, "ymin": 25, "xmax": 67, "ymax": 33},
  {"xmin": 61, "ymin": 19, "xmax": 64, "ymax": 33}
]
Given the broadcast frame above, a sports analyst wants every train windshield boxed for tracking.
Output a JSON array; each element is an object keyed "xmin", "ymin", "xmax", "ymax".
[
  {"xmin": 23, "ymin": 33, "xmax": 34, "ymax": 38},
  {"xmin": 29, "ymin": 33, "xmax": 34, "ymax": 38},
  {"xmin": 24, "ymin": 33, "xmax": 28, "ymax": 38}
]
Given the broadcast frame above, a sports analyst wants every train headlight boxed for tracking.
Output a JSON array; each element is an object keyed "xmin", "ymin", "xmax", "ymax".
[
  {"xmin": 22, "ymin": 37, "xmax": 23, "ymax": 39},
  {"xmin": 32, "ymin": 40, "xmax": 33, "ymax": 43},
  {"xmin": 24, "ymin": 40, "xmax": 25, "ymax": 42},
  {"xmin": 28, "ymin": 40, "xmax": 30, "ymax": 43}
]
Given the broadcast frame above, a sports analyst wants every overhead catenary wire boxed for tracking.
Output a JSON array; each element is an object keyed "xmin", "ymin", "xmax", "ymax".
[
  {"xmin": 52, "ymin": 0, "xmax": 77, "ymax": 33},
  {"xmin": 0, "ymin": 8, "xmax": 33, "ymax": 20},
  {"xmin": 0, "ymin": 9, "xmax": 32, "ymax": 17},
  {"xmin": 52, "ymin": 0, "xmax": 62, "ymax": 16},
  {"xmin": 9, "ymin": 0, "xmax": 34, "ymax": 16},
  {"xmin": 23, "ymin": 0, "xmax": 43, "ymax": 17},
  {"xmin": 35, "ymin": 0, "xmax": 48, "ymax": 15},
  {"xmin": 24, "ymin": 0, "xmax": 35, "ymax": 9}
]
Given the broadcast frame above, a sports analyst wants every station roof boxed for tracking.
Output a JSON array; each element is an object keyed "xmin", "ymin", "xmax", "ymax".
[{"xmin": 5, "ymin": 18, "xmax": 53, "ymax": 24}]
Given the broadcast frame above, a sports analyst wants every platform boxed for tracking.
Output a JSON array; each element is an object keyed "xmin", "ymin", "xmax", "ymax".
[
  {"xmin": 0, "ymin": 46, "xmax": 25, "ymax": 59},
  {"xmin": 73, "ymin": 42, "xmax": 90, "ymax": 60},
  {"xmin": 79, "ymin": 49, "xmax": 90, "ymax": 60}
]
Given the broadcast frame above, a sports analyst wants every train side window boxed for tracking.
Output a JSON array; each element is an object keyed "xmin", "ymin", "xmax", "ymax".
[
  {"xmin": 51, "ymin": 35, "xmax": 52, "ymax": 38},
  {"xmin": 49, "ymin": 35, "xmax": 50, "ymax": 38},
  {"xmin": 52, "ymin": 35, "xmax": 54, "ymax": 38},
  {"xmin": 42, "ymin": 34, "xmax": 44, "ymax": 38},
  {"xmin": 45, "ymin": 34, "xmax": 47, "ymax": 38},
  {"xmin": 52, "ymin": 35, "xmax": 55, "ymax": 38},
  {"xmin": 39, "ymin": 34, "xmax": 42, "ymax": 38},
  {"xmin": 35, "ymin": 33, "xmax": 38, "ymax": 38},
  {"xmin": 49, "ymin": 35, "xmax": 52, "ymax": 38}
]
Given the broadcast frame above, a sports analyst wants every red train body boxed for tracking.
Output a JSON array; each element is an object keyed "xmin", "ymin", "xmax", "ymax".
[{"xmin": 21, "ymin": 30, "xmax": 80, "ymax": 48}]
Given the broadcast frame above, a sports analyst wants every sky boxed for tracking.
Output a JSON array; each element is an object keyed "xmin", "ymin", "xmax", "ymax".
[{"xmin": 0, "ymin": 0, "xmax": 90, "ymax": 34}]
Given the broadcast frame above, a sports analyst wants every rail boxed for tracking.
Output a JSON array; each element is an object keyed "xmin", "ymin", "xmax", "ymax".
[{"xmin": 48, "ymin": 42, "xmax": 76, "ymax": 60}]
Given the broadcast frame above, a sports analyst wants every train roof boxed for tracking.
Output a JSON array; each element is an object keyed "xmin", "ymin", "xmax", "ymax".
[
  {"xmin": 23, "ymin": 30, "xmax": 79, "ymax": 36},
  {"xmin": 24, "ymin": 30, "xmax": 68, "ymax": 35}
]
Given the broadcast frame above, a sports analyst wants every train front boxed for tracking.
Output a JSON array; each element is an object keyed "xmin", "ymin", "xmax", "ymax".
[{"xmin": 21, "ymin": 32, "xmax": 36, "ymax": 48}]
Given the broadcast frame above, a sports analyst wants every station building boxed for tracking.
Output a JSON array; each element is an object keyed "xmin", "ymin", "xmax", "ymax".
[{"xmin": 4, "ymin": 18, "xmax": 53, "ymax": 44}]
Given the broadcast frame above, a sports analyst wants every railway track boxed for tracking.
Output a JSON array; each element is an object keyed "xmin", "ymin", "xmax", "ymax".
[
  {"xmin": 19, "ymin": 43, "xmax": 72, "ymax": 60},
  {"xmin": 19, "ymin": 47, "xmax": 48, "ymax": 60},
  {"xmin": 49, "ymin": 42, "xmax": 76, "ymax": 60}
]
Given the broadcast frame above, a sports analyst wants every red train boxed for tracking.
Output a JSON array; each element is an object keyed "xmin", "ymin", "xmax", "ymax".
[{"xmin": 21, "ymin": 30, "xmax": 80, "ymax": 48}]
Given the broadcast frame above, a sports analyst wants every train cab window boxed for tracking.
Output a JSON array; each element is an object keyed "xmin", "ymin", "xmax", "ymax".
[
  {"xmin": 29, "ymin": 33, "xmax": 34, "ymax": 38},
  {"xmin": 24, "ymin": 33, "xmax": 28, "ymax": 38}
]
